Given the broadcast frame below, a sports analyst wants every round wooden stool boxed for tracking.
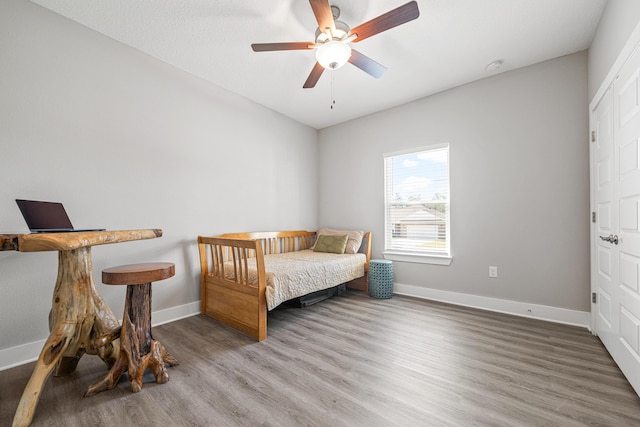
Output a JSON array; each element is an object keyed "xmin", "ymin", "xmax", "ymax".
[{"xmin": 85, "ymin": 262, "xmax": 179, "ymax": 397}]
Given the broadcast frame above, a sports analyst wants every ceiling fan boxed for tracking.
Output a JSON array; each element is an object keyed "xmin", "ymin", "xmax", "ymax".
[{"xmin": 251, "ymin": 0, "xmax": 420, "ymax": 89}]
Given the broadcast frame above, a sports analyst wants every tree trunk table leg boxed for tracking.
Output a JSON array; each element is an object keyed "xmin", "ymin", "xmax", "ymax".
[
  {"xmin": 88, "ymin": 271, "xmax": 121, "ymax": 368},
  {"xmin": 12, "ymin": 248, "xmax": 121, "ymax": 427},
  {"xmin": 50, "ymin": 249, "xmax": 121, "ymax": 373},
  {"xmin": 12, "ymin": 323, "xmax": 73, "ymax": 427},
  {"xmin": 85, "ymin": 282, "xmax": 178, "ymax": 397}
]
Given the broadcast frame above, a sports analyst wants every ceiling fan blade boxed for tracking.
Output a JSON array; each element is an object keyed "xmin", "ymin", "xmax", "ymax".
[
  {"xmin": 348, "ymin": 49, "xmax": 387, "ymax": 78},
  {"xmin": 348, "ymin": 1, "xmax": 420, "ymax": 43},
  {"xmin": 303, "ymin": 62, "xmax": 325, "ymax": 89},
  {"xmin": 309, "ymin": 0, "xmax": 336, "ymax": 36},
  {"xmin": 251, "ymin": 42, "xmax": 315, "ymax": 52}
]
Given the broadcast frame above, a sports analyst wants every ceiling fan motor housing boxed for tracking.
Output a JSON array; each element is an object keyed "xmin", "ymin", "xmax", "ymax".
[{"xmin": 315, "ymin": 20, "xmax": 351, "ymax": 43}]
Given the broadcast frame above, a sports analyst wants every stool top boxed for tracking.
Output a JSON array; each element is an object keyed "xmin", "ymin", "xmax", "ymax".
[
  {"xmin": 102, "ymin": 262, "xmax": 175, "ymax": 285},
  {"xmin": 370, "ymin": 259, "xmax": 393, "ymax": 264}
]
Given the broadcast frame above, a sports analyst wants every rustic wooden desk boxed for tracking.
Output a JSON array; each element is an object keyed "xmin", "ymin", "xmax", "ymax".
[{"xmin": 0, "ymin": 229, "xmax": 162, "ymax": 427}]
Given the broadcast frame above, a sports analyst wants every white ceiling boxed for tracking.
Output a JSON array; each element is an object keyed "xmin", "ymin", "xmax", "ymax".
[{"xmin": 31, "ymin": 0, "xmax": 607, "ymax": 129}]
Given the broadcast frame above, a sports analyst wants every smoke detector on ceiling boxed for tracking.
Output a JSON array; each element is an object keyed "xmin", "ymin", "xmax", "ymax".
[{"xmin": 486, "ymin": 60, "xmax": 504, "ymax": 72}]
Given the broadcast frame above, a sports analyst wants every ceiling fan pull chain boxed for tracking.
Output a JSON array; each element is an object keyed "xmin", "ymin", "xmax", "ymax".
[{"xmin": 330, "ymin": 70, "xmax": 336, "ymax": 110}]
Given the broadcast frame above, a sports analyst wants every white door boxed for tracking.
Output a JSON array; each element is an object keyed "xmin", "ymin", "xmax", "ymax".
[
  {"xmin": 592, "ymin": 45, "xmax": 640, "ymax": 395},
  {"xmin": 593, "ymin": 84, "xmax": 616, "ymax": 350}
]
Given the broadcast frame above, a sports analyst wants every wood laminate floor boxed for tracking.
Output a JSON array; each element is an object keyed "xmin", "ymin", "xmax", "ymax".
[{"xmin": 1, "ymin": 291, "xmax": 639, "ymax": 426}]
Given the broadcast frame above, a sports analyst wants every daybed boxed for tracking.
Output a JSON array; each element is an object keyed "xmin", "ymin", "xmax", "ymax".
[{"xmin": 197, "ymin": 230, "xmax": 371, "ymax": 341}]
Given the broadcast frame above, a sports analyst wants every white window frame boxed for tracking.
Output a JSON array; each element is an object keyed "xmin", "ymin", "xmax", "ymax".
[{"xmin": 382, "ymin": 144, "xmax": 452, "ymax": 266}]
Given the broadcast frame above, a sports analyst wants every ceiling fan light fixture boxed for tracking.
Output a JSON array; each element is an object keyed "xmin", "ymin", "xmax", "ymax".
[{"xmin": 315, "ymin": 40, "xmax": 352, "ymax": 70}]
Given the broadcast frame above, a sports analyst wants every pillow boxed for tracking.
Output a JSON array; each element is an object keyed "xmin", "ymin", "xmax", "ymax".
[
  {"xmin": 313, "ymin": 234, "xmax": 349, "ymax": 254},
  {"xmin": 315, "ymin": 228, "xmax": 364, "ymax": 254}
]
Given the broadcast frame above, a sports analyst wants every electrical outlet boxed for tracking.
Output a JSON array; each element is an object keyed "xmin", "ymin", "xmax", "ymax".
[{"xmin": 489, "ymin": 266, "xmax": 498, "ymax": 278}]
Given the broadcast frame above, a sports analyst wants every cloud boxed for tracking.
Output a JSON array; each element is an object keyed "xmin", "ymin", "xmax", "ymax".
[
  {"xmin": 417, "ymin": 148, "xmax": 447, "ymax": 164},
  {"xmin": 403, "ymin": 159, "xmax": 418, "ymax": 167}
]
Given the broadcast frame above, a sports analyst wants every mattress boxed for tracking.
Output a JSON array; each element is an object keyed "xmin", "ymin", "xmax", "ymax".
[{"xmin": 224, "ymin": 249, "xmax": 365, "ymax": 310}]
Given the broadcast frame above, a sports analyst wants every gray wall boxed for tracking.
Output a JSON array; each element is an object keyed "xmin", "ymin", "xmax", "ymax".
[
  {"xmin": 0, "ymin": 0, "xmax": 318, "ymax": 354},
  {"xmin": 589, "ymin": 0, "xmax": 640, "ymax": 99},
  {"xmin": 318, "ymin": 52, "xmax": 590, "ymax": 312}
]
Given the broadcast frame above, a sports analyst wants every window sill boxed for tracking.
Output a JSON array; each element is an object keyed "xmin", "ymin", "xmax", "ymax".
[{"xmin": 382, "ymin": 251, "xmax": 452, "ymax": 266}]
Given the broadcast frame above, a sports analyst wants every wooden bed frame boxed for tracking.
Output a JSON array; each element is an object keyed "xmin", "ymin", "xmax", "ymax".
[{"xmin": 197, "ymin": 230, "xmax": 371, "ymax": 341}]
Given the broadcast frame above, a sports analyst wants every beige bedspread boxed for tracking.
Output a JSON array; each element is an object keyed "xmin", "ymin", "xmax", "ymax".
[{"xmin": 224, "ymin": 249, "xmax": 365, "ymax": 310}]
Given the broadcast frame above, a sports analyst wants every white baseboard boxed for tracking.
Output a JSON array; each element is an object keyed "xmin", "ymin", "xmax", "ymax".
[
  {"xmin": 151, "ymin": 301, "xmax": 200, "ymax": 327},
  {"xmin": 0, "ymin": 301, "xmax": 201, "ymax": 371},
  {"xmin": 394, "ymin": 283, "xmax": 591, "ymax": 329}
]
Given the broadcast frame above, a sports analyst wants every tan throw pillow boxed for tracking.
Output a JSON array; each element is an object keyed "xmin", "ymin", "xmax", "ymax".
[
  {"xmin": 313, "ymin": 234, "xmax": 349, "ymax": 254},
  {"xmin": 316, "ymin": 228, "xmax": 364, "ymax": 254}
]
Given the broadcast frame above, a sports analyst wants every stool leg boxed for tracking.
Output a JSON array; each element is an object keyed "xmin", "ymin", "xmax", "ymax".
[
  {"xmin": 85, "ymin": 282, "xmax": 178, "ymax": 397},
  {"xmin": 124, "ymin": 282, "xmax": 161, "ymax": 392}
]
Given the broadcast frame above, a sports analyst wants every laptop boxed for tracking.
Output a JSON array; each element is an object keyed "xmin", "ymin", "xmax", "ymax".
[{"xmin": 16, "ymin": 199, "xmax": 105, "ymax": 233}]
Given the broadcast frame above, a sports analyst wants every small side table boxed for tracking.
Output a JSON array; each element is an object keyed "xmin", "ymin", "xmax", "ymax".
[
  {"xmin": 85, "ymin": 262, "xmax": 179, "ymax": 397},
  {"xmin": 369, "ymin": 259, "xmax": 394, "ymax": 299}
]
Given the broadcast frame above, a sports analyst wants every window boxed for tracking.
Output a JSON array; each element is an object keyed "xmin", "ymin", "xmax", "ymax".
[{"xmin": 383, "ymin": 144, "xmax": 451, "ymax": 265}]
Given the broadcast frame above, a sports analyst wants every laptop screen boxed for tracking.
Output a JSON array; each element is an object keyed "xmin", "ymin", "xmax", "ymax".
[{"xmin": 16, "ymin": 199, "xmax": 74, "ymax": 231}]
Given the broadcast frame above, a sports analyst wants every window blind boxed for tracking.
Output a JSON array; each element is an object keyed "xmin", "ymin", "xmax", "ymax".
[{"xmin": 384, "ymin": 144, "xmax": 450, "ymax": 256}]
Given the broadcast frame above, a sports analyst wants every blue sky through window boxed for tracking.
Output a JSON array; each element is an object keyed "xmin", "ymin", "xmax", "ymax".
[{"xmin": 390, "ymin": 147, "xmax": 448, "ymax": 203}]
